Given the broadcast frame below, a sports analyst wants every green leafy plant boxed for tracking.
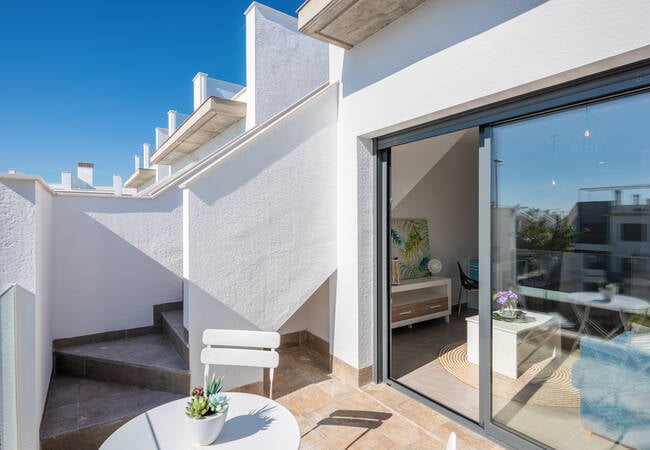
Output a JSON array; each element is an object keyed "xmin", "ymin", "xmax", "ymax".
[
  {"xmin": 186, "ymin": 396, "xmax": 210, "ymax": 418},
  {"xmin": 185, "ymin": 375, "xmax": 229, "ymax": 419}
]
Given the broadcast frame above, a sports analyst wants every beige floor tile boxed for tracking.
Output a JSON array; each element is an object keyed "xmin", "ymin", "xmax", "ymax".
[
  {"xmin": 347, "ymin": 428, "xmax": 399, "ymax": 449},
  {"xmin": 377, "ymin": 413, "xmax": 433, "ymax": 447},
  {"xmin": 363, "ymin": 382, "xmax": 411, "ymax": 408},
  {"xmin": 404, "ymin": 435, "xmax": 448, "ymax": 449},
  {"xmin": 270, "ymin": 346, "xmax": 502, "ymax": 449},
  {"xmin": 393, "ymin": 398, "xmax": 450, "ymax": 431},
  {"xmin": 278, "ymin": 384, "xmax": 332, "ymax": 416}
]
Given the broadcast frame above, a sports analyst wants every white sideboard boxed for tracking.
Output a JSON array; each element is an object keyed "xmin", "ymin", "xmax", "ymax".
[{"xmin": 391, "ymin": 277, "xmax": 452, "ymax": 328}]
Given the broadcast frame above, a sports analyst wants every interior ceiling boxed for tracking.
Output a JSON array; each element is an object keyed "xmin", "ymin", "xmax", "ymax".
[{"xmin": 391, "ymin": 128, "xmax": 479, "ymax": 209}]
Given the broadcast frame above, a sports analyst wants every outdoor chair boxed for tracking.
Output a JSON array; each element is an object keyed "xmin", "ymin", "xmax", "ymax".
[
  {"xmin": 457, "ymin": 261, "xmax": 478, "ymax": 316},
  {"xmin": 201, "ymin": 329, "xmax": 281, "ymax": 399}
]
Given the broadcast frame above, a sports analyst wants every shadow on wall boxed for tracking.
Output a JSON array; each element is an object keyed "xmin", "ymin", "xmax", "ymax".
[
  {"xmin": 186, "ymin": 280, "xmax": 262, "ymax": 389},
  {"xmin": 341, "ymin": 0, "xmax": 547, "ymax": 97},
  {"xmin": 53, "ymin": 193, "xmax": 182, "ymax": 339}
]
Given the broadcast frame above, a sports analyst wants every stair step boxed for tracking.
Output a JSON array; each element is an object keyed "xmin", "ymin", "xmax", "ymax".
[
  {"xmin": 55, "ymin": 333, "xmax": 190, "ymax": 395},
  {"xmin": 40, "ymin": 375, "xmax": 184, "ymax": 450},
  {"xmin": 161, "ymin": 310, "xmax": 189, "ymax": 365}
]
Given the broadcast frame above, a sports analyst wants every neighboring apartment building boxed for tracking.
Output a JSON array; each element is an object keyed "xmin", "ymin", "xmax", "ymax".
[
  {"xmin": 570, "ymin": 185, "xmax": 650, "ymax": 293},
  {"xmin": 2, "ymin": 1, "xmax": 650, "ymax": 449}
]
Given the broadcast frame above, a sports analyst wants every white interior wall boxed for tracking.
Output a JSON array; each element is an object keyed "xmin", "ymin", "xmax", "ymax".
[
  {"xmin": 53, "ymin": 189, "xmax": 182, "ymax": 339},
  {"xmin": 186, "ymin": 84, "xmax": 338, "ymax": 388},
  {"xmin": 392, "ymin": 129, "xmax": 479, "ymax": 307},
  {"xmin": 245, "ymin": 3, "xmax": 329, "ymax": 128},
  {"xmin": 334, "ymin": 0, "xmax": 650, "ymax": 369}
]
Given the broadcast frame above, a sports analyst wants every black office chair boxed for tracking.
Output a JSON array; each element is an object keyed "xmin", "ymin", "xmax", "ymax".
[{"xmin": 457, "ymin": 261, "xmax": 478, "ymax": 316}]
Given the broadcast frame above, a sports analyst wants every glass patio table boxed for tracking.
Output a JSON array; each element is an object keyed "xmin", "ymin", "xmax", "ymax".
[
  {"xmin": 100, "ymin": 392, "xmax": 300, "ymax": 449},
  {"xmin": 517, "ymin": 285, "xmax": 650, "ymax": 341}
]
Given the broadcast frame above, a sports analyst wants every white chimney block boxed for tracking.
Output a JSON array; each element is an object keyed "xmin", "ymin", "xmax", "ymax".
[
  {"xmin": 155, "ymin": 127, "xmax": 169, "ymax": 149},
  {"xmin": 156, "ymin": 164, "xmax": 171, "ymax": 182},
  {"xmin": 135, "ymin": 155, "xmax": 140, "ymax": 171},
  {"xmin": 168, "ymin": 110, "xmax": 177, "ymax": 134},
  {"xmin": 77, "ymin": 162, "xmax": 94, "ymax": 186},
  {"xmin": 143, "ymin": 143, "xmax": 151, "ymax": 169},
  {"xmin": 113, "ymin": 175, "xmax": 123, "ymax": 196},
  {"xmin": 61, "ymin": 172, "xmax": 72, "ymax": 190},
  {"xmin": 193, "ymin": 72, "xmax": 208, "ymax": 110}
]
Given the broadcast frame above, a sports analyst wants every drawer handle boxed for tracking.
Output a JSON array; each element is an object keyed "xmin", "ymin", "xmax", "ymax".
[
  {"xmin": 429, "ymin": 305, "xmax": 442, "ymax": 309},
  {"xmin": 399, "ymin": 310, "xmax": 412, "ymax": 315}
]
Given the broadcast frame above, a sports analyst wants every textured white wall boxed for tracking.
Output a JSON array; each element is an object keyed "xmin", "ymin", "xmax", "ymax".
[
  {"xmin": 0, "ymin": 180, "xmax": 36, "ymax": 294},
  {"xmin": 53, "ymin": 188, "xmax": 182, "ymax": 339},
  {"xmin": 186, "ymin": 84, "xmax": 338, "ymax": 387},
  {"xmin": 334, "ymin": 0, "xmax": 650, "ymax": 369},
  {"xmin": 278, "ymin": 277, "xmax": 330, "ymax": 342},
  {"xmin": 34, "ymin": 182, "xmax": 53, "ymax": 441},
  {"xmin": 0, "ymin": 179, "xmax": 54, "ymax": 449},
  {"xmin": 245, "ymin": 3, "xmax": 328, "ymax": 128},
  {"xmin": 170, "ymin": 119, "xmax": 246, "ymax": 174}
]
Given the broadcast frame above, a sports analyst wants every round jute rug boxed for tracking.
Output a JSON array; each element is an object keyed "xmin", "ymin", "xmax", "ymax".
[{"xmin": 438, "ymin": 342, "xmax": 580, "ymax": 408}]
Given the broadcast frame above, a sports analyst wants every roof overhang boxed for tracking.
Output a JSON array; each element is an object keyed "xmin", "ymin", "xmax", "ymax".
[
  {"xmin": 150, "ymin": 96, "xmax": 246, "ymax": 165},
  {"xmin": 297, "ymin": 0, "xmax": 426, "ymax": 49},
  {"xmin": 124, "ymin": 168, "xmax": 156, "ymax": 188}
]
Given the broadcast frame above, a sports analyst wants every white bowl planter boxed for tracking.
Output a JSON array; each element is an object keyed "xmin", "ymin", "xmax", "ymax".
[{"xmin": 188, "ymin": 406, "xmax": 229, "ymax": 446}]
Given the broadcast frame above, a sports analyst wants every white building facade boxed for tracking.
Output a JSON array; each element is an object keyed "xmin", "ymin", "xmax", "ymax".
[{"xmin": 2, "ymin": 1, "xmax": 650, "ymax": 448}]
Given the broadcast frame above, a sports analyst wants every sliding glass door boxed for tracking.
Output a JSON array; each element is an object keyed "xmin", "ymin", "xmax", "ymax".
[
  {"xmin": 385, "ymin": 129, "xmax": 481, "ymax": 422},
  {"xmin": 377, "ymin": 64, "xmax": 650, "ymax": 450},
  {"xmin": 490, "ymin": 89, "xmax": 650, "ymax": 449}
]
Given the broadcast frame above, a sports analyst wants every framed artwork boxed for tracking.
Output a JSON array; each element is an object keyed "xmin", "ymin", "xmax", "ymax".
[{"xmin": 390, "ymin": 218, "xmax": 431, "ymax": 280}]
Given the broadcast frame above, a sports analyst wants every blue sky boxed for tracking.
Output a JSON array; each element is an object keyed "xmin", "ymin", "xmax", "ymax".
[
  {"xmin": 0, "ymin": 0, "xmax": 302, "ymax": 185},
  {"xmin": 494, "ymin": 90, "xmax": 650, "ymax": 212}
]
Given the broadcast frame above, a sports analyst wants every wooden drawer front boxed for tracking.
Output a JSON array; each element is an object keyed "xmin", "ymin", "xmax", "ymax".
[
  {"xmin": 392, "ymin": 304, "xmax": 420, "ymax": 322},
  {"xmin": 415, "ymin": 298, "xmax": 448, "ymax": 315}
]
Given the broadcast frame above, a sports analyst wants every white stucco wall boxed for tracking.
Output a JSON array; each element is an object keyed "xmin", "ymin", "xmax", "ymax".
[
  {"xmin": 0, "ymin": 179, "xmax": 54, "ymax": 449},
  {"xmin": 170, "ymin": 119, "xmax": 247, "ymax": 174},
  {"xmin": 0, "ymin": 180, "xmax": 36, "ymax": 294},
  {"xmin": 333, "ymin": 0, "xmax": 650, "ymax": 369},
  {"xmin": 34, "ymin": 182, "xmax": 53, "ymax": 440},
  {"xmin": 245, "ymin": 2, "xmax": 329, "ymax": 128},
  {"xmin": 186, "ymin": 84, "xmax": 338, "ymax": 388},
  {"xmin": 53, "ymin": 188, "xmax": 182, "ymax": 339},
  {"xmin": 278, "ymin": 277, "xmax": 330, "ymax": 343}
]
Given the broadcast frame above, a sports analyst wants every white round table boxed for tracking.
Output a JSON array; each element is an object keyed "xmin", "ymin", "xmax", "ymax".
[{"xmin": 100, "ymin": 392, "xmax": 300, "ymax": 449}]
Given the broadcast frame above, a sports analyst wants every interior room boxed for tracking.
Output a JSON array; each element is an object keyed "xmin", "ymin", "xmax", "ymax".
[
  {"xmin": 389, "ymin": 127, "xmax": 480, "ymax": 421},
  {"xmin": 387, "ymin": 90, "xmax": 650, "ymax": 450}
]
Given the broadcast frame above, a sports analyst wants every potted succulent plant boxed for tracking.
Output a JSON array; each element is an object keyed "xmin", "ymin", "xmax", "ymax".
[
  {"xmin": 186, "ymin": 375, "xmax": 229, "ymax": 445},
  {"xmin": 598, "ymin": 282, "xmax": 618, "ymax": 302}
]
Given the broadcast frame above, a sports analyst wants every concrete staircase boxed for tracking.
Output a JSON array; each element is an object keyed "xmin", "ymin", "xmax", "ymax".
[{"xmin": 40, "ymin": 303, "xmax": 190, "ymax": 450}]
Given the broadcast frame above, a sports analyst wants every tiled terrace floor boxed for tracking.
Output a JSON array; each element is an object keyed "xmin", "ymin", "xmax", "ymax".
[{"xmin": 248, "ymin": 346, "xmax": 504, "ymax": 449}]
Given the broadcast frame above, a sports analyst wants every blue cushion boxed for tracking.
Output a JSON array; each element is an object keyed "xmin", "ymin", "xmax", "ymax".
[{"xmin": 573, "ymin": 333, "xmax": 650, "ymax": 449}]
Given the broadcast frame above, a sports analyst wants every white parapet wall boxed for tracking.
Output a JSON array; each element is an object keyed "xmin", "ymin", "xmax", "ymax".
[
  {"xmin": 0, "ymin": 178, "xmax": 54, "ymax": 450},
  {"xmin": 52, "ymin": 188, "xmax": 183, "ymax": 338},
  {"xmin": 184, "ymin": 83, "xmax": 338, "ymax": 389},
  {"xmin": 330, "ymin": 0, "xmax": 650, "ymax": 371},
  {"xmin": 245, "ymin": 2, "xmax": 329, "ymax": 129}
]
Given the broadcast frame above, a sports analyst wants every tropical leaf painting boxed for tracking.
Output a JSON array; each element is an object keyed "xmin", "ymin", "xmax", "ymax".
[{"xmin": 391, "ymin": 218, "xmax": 431, "ymax": 280}]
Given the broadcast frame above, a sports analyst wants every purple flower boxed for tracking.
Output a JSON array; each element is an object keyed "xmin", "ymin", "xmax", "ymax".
[{"xmin": 494, "ymin": 290, "xmax": 518, "ymax": 306}]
